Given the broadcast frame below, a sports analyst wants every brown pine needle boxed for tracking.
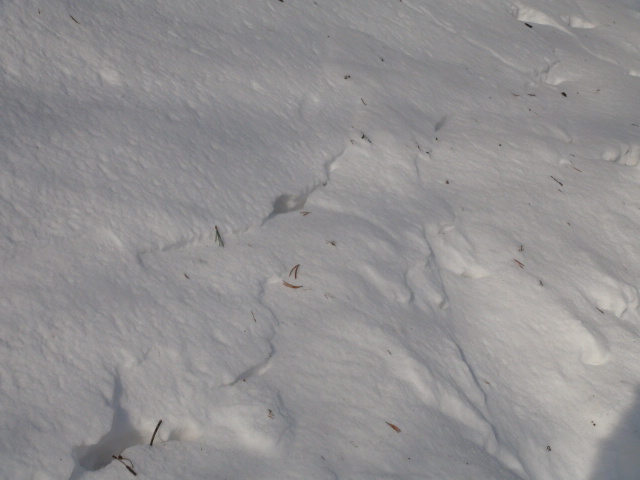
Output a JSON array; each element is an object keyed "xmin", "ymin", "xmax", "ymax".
[
  {"xmin": 289, "ymin": 264, "xmax": 300, "ymax": 279},
  {"xmin": 283, "ymin": 281, "xmax": 302, "ymax": 289},
  {"xmin": 112, "ymin": 456, "xmax": 137, "ymax": 476},
  {"xmin": 150, "ymin": 419, "xmax": 162, "ymax": 446},
  {"xmin": 386, "ymin": 422, "xmax": 401, "ymax": 433}
]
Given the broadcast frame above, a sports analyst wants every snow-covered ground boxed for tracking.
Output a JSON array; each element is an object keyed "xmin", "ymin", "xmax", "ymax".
[{"xmin": 2, "ymin": 0, "xmax": 640, "ymax": 478}]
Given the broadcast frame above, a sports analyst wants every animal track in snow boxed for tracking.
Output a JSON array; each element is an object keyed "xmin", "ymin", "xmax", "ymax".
[
  {"xmin": 265, "ymin": 191, "xmax": 314, "ymax": 220},
  {"xmin": 69, "ymin": 373, "xmax": 199, "ymax": 479},
  {"xmin": 537, "ymin": 60, "xmax": 565, "ymax": 86},
  {"xmin": 360, "ymin": 263, "xmax": 413, "ymax": 304},
  {"xmin": 512, "ymin": 5, "xmax": 568, "ymax": 32},
  {"xmin": 434, "ymin": 115, "xmax": 448, "ymax": 133},
  {"xmin": 577, "ymin": 327, "xmax": 611, "ymax": 366},
  {"xmin": 567, "ymin": 273, "xmax": 640, "ymax": 365},
  {"xmin": 404, "ymin": 246, "xmax": 449, "ymax": 310},
  {"xmin": 262, "ymin": 146, "xmax": 348, "ymax": 224},
  {"xmin": 424, "ymin": 223, "xmax": 489, "ymax": 279},
  {"xmin": 215, "ymin": 389, "xmax": 295, "ymax": 455},
  {"xmin": 224, "ymin": 339, "xmax": 275, "ymax": 386},
  {"xmin": 388, "ymin": 344, "xmax": 516, "ymax": 468},
  {"xmin": 70, "ymin": 375, "xmax": 144, "ymax": 477},
  {"xmin": 580, "ymin": 274, "xmax": 640, "ymax": 322},
  {"xmin": 560, "ymin": 311, "xmax": 612, "ymax": 366},
  {"xmin": 601, "ymin": 143, "xmax": 640, "ymax": 167},
  {"xmin": 560, "ymin": 15, "xmax": 597, "ymax": 29},
  {"xmin": 99, "ymin": 66, "xmax": 123, "ymax": 86},
  {"xmin": 511, "ymin": 4, "xmax": 596, "ymax": 32},
  {"xmin": 387, "ymin": 349, "xmax": 440, "ymax": 408}
]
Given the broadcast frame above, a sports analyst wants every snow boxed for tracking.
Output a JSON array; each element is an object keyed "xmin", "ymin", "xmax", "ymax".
[{"xmin": 1, "ymin": 0, "xmax": 640, "ymax": 478}]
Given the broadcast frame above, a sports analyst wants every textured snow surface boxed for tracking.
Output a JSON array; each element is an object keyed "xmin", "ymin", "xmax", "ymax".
[{"xmin": 2, "ymin": 0, "xmax": 640, "ymax": 479}]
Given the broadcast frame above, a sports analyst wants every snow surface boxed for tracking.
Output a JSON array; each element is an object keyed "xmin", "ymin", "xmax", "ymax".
[{"xmin": 2, "ymin": 0, "xmax": 640, "ymax": 478}]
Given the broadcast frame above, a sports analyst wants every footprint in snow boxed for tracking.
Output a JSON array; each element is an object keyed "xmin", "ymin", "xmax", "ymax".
[
  {"xmin": 572, "ymin": 318, "xmax": 611, "ymax": 366},
  {"xmin": 70, "ymin": 372, "xmax": 202, "ymax": 479},
  {"xmin": 511, "ymin": 4, "xmax": 596, "ymax": 31},
  {"xmin": 580, "ymin": 274, "xmax": 640, "ymax": 323},
  {"xmin": 404, "ymin": 253, "xmax": 450, "ymax": 310},
  {"xmin": 424, "ymin": 223, "xmax": 489, "ymax": 279},
  {"xmin": 601, "ymin": 144, "xmax": 640, "ymax": 167}
]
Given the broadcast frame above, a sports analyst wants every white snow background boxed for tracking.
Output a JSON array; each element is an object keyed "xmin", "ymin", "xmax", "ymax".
[{"xmin": 2, "ymin": 0, "xmax": 640, "ymax": 478}]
